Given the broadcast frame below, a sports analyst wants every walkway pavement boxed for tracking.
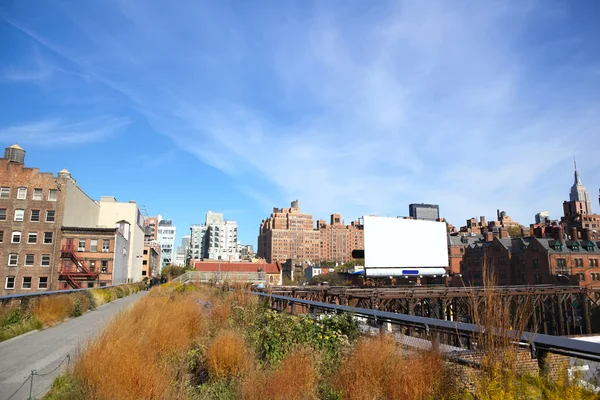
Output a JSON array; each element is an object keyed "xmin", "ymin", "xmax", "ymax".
[{"xmin": 0, "ymin": 290, "xmax": 147, "ymax": 400}]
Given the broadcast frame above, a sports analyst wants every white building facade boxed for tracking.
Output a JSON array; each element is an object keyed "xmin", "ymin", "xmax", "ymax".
[
  {"xmin": 189, "ymin": 212, "xmax": 240, "ymax": 261},
  {"xmin": 97, "ymin": 197, "xmax": 146, "ymax": 283},
  {"xmin": 157, "ymin": 218, "xmax": 176, "ymax": 269}
]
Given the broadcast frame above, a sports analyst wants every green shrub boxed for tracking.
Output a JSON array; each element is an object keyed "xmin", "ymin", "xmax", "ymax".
[
  {"xmin": 1, "ymin": 307, "xmax": 22, "ymax": 327},
  {"xmin": 248, "ymin": 309, "xmax": 359, "ymax": 366},
  {"xmin": 0, "ymin": 316, "xmax": 42, "ymax": 342},
  {"xmin": 115, "ymin": 287, "xmax": 125, "ymax": 299},
  {"xmin": 70, "ymin": 299, "xmax": 83, "ymax": 318}
]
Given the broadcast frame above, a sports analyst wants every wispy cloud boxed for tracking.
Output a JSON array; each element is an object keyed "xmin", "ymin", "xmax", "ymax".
[
  {"xmin": 2, "ymin": 1, "xmax": 599, "ymax": 226},
  {"xmin": 0, "ymin": 116, "xmax": 129, "ymax": 146}
]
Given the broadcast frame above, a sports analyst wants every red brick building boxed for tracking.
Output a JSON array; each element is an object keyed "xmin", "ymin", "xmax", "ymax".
[
  {"xmin": 192, "ymin": 259, "xmax": 282, "ymax": 285},
  {"xmin": 316, "ymin": 214, "xmax": 364, "ymax": 264},
  {"xmin": 1, "ymin": 145, "xmax": 69, "ymax": 294},
  {"xmin": 257, "ymin": 200, "xmax": 320, "ymax": 263}
]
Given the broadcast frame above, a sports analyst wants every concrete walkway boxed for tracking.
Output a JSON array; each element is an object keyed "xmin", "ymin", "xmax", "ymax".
[{"xmin": 0, "ymin": 291, "xmax": 147, "ymax": 400}]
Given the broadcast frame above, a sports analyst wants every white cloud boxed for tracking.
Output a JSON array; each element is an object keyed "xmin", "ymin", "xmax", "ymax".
[
  {"xmin": 3, "ymin": 1, "xmax": 600, "ymax": 227},
  {"xmin": 0, "ymin": 117, "xmax": 129, "ymax": 146}
]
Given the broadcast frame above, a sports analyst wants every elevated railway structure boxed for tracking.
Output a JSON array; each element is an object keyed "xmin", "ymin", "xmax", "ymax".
[{"xmin": 267, "ymin": 285, "xmax": 600, "ymax": 336}]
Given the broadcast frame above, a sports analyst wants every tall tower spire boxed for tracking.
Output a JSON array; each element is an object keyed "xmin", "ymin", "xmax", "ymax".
[
  {"xmin": 569, "ymin": 158, "xmax": 592, "ymax": 214},
  {"xmin": 574, "ymin": 157, "xmax": 581, "ymax": 184}
]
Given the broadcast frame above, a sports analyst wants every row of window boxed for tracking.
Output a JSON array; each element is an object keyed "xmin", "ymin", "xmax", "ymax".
[
  {"xmin": 7, "ymin": 253, "xmax": 52, "ymax": 267},
  {"xmin": 5, "ymin": 276, "xmax": 48, "ymax": 290},
  {"xmin": 70, "ymin": 238, "xmax": 110, "ymax": 252},
  {"xmin": 3, "ymin": 231, "xmax": 54, "ymax": 244},
  {"xmin": 0, "ymin": 187, "xmax": 57, "ymax": 201},
  {"xmin": 0, "ymin": 208, "xmax": 56, "ymax": 222}
]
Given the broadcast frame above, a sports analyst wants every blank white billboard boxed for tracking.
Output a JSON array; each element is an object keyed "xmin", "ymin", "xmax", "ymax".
[{"xmin": 363, "ymin": 216, "xmax": 448, "ymax": 270}]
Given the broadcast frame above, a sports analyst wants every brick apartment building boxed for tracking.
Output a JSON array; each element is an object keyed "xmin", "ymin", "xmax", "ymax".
[
  {"xmin": 1, "ymin": 144, "xmax": 145, "ymax": 294},
  {"xmin": 191, "ymin": 259, "xmax": 282, "ymax": 285},
  {"xmin": 59, "ymin": 224, "xmax": 130, "ymax": 289},
  {"xmin": 257, "ymin": 200, "xmax": 320, "ymax": 263},
  {"xmin": 316, "ymin": 213, "xmax": 364, "ymax": 264}
]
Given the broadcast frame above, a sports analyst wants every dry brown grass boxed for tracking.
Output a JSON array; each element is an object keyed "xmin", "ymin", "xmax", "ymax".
[
  {"xmin": 333, "ymin": 335, "xmax": 445, "ymax": 400},
  {"xmin": 31, "ymin": 295, "xmax": 73, "ymax": 326},
  {"xmin": 74, "ymin": 292, "xmax": 207, "ymax": 399},
  {"xmin": 209, "ymin": 300, "xmax": 231, "ymax": 330},
  {"xmin": 241, "ymin": 347, "xmax": 318, "ymax": 400},
  {"xmin": 206, "ymin": 329, "xmax": 252, "ymax": 380}
]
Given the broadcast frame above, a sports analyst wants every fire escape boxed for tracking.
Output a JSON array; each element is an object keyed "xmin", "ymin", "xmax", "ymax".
[{"xmin": 59, "ymin": 241, "xmax": 100, "ymax": 289}]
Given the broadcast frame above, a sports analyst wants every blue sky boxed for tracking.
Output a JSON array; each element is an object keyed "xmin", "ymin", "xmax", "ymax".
[{"xmin": 1, "ymin": 1, "xmax": 599, "ymax": 248}]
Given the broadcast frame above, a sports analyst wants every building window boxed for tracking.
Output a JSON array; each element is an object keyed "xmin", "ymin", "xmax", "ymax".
[
  {"xmin": 143, "ymin": 260, "xmax": 148, "ymax": 265},
  {"xmin": 101, "ymin": 260, "xmax": 108, "ymax": 273},
  {"xmin": 8, "ymin": 253, "xmax": 18, "ymax": 266},
  {"xmin": 591, "ymin": 259, "xmax": 599, "ymax": 268},
  {"xmin": 533, "ymin": 259, "xmax": 540, "ymax": 268},
  {"xmin": 11, "ymin": 231, "xmax": 21, "ymax": 243},
  {"xmin": 31, "ymin": 210, "xmax": 40, "ymax": 222},
  {"xmin": 89, "ymin": 261, "xmax": 95, "ymax": 272},
  {"xmin": 44, "ymin": 232, "xmax": 53, "ymax": 244},
  {"xmin": 102, "ymin": 240, "xmax": 110, "ymax": 252},
  {"xmin": 0, "ymin": 187, "xmax": 10, "ymax": 199},
  {"xmin": 78, "ymin": 239, "xmax": 86, "ymax": 251},
  {"xmin": 0, "ymin": 231, "xmax": 3, "ymax": 243},
  {"xmin": 41, "ymin": 255, "xmax": 51, "ymax": 266},
  {"xmin": 142, "ymin": 270, "xmax": 147, "ymax": 276},
  {"xmin": 46, "ymin": 210, "xmax": 56, "ymax": 222},
  {"xmin": 14, "ymin": 209, "xmax": 24, "ymax": 221},
  {"xmin": 38, "ymin": 277, "xmax": 48, "ymax": 289},
  {"xmin": 17, "ymin": 187, "xmax": 27, "ymax": 200},
  {"xmin": 48, "ymin": 189, "xmax": 57, "ymax": 201},
  {"xmin": 534, "ymin": 273, "xmax": 542, "ymax": 284},
  {"xmin": 143, "ymin": 249, "xmax": 148, "ymax": 255},
  {"xmin": 22, "ymin": 277, "xmax": 32, "ymax": 289},
  {"xmin": 90, "ymin": 239, "xmax": 98, "ymax": 252},
  {"xmin": 5, "ymin": 276, "xmax": 15, "ymax": 290},
  {"xmin": 28, "ymin": 232, "xmax": 37, "ymax": 244},
  {"xmin": 0, "ymin": 208, "xmax": 5, "ymax": 220},
  {"xmin": 557, "ymin": 258, "xmax": 567, "ymax": 269},
  {"xmin": 33, "ymin": 188, "xmax": 43, "ymax": 200},
  {"xmin": 25, "ymin": 254, "xmax": 34, "ymax": 266},
  {"xmin": 577, "ymin": 273, "xmax": 585, "ymax": 281}
]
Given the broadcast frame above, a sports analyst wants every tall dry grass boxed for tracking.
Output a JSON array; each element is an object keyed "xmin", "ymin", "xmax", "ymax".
[
  {"xmin": 31, "ymin": 295, "xmax": 73, "ymax": 326},
  {"xmin": 333, "ymin": 335, "xmax": 449, "ymax": 400},
  {"xmin": 241, "ymin": 347, "xmax": 318, "ymax": 400},
  {"xmin": 74, "ymin": 292, "xmax": 206, "ymax": 399},
  {"xmin": 206, "ymin": 329, "xmax": 252, "ymax": 380},
  {"xmin": 467, "ymin": 261, "xmax": 535, "ymax": 398}
]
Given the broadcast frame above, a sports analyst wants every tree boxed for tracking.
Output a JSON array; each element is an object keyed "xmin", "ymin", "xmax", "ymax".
[
  {"xmin": 161, "ymin": 264, "xmax": 191, "ymax": 281},
  {"xmin": 507, "ymin": 226, "xmax": 523, "ymax": 238}
]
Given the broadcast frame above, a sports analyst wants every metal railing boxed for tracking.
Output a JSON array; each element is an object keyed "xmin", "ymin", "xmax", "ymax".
[
  {"xmin": 173, "ymin": 271, "xmax": 267, "ymax": 284},
  {"xmin": 255, "ymin": 292, "xmax": 600, "ymax": 363}
]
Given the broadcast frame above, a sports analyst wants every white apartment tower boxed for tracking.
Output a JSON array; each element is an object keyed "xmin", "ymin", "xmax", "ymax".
[
  {"xmin": 157, "ymin": 216, "xmax": 176, "ymax": 269},
  {"xmin": 190, "ymin": 212, "xmax": 240, "ymax": 261}
]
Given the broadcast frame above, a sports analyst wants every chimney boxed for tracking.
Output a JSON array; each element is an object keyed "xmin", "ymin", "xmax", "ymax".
[
  {"xmin": 570, "ymin": 227, "xmax": 578, "ymax": 241},
  {"xmin": 485, "ymin": 231, "xmax": 493, "ymax": 242},
  {"xmin": 499, "ymin": 227, "xmax": 509, "ymax": 239},
  {"xmin": 497, "ymin": 209, "xmax": 501, "ymax": 221},
  {"xmin": 582, "ymin": 228, "xmax": 591, "ymax": 242},
  {"xmin": 552, "ymin": 226, "xmax": 565, "ymax": 243}
]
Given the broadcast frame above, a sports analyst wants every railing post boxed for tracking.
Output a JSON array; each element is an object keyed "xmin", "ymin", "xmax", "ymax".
[{"xmin": 582, "ymin": 293, "xmax": 592, "ymax": 334}]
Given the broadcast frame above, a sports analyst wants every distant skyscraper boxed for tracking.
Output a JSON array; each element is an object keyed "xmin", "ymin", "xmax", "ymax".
[
  {"xmin": 409, "ymin": 203, "xmax": 440, "ymax": 221},
  {"xmin": 570, "ymin": 159, "xmax": 593, "ymax": 214},
  {"xmin": 535, "ymin": 211, "xmax": 550, "ymax": 224}
]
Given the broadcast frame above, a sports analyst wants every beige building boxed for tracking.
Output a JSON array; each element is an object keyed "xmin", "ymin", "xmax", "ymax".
[
  {"xmin": 97, "ymin": 197, "xmax": 146, "ymax": 283},
  {"xmin": 257, "ymin": 200, "xmax": 320, "ymax": 263}
]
